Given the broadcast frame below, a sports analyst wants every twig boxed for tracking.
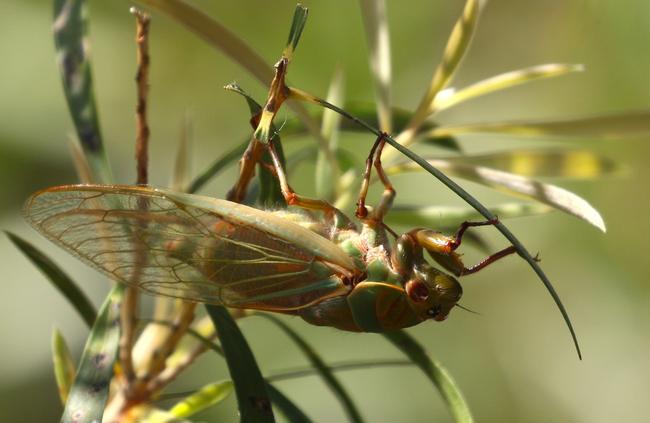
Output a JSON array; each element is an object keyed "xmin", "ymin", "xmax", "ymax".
[
  {"xmin": 132, "ymin": 7, "xmax": 151, "ymax": 186},
  {"xmin": 119, "ymin": 7, "xmax": 152, "ymax": 386}
]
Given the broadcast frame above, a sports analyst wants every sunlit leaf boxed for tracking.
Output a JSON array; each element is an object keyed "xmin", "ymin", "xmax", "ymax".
[
  {"xmin": 432, "ymin": 111, "xmax": 650, "ymax": 138},
  {"xmin": 384, "ymin": 331, "xmax": 473, "ymax": 423},
  {"xmin": 6, "ymin": 231, "xmax": 97, "ymax": 327},
  {"xmin": 387, "ymin": 159, "xmax": 606, "ymax": 232},
  {"xmin": 359, "ymin": 0, "xmax": 392, "ymax": 132},
  {"xmin": 432, "ymin": 63, "xmax": 584, "ymax": 112},
  {"xmin": 433, "ymin": 149, "xmax": 619, "ymax": 179},
  {"xmin": 134, "ymin": 406, "xmax": 191, "ymax": 423},
  {"xmin": 61, "ymin": 284, "xmax": 123, "ymax": 423},
  {"xmin": 206, "ymin": 306, "xmax": 274, "ymax": 422},
  {"xmin": 52, "ymin": 328, "xmax": 76, "ymax": 405},
  {"xmin": 54, "ymin": 0, "xmax": 112, "ymax": 183},
  {"xmin": 386, "ymin": 202, "xmax": 552, "ymax": 228},
  {"xmin": 261, "ymin": 315, "xmax": 363, "ymax": 423},
  {"xmin": 397, "ymin": 0, "xmax": 481, "ymax": 146},
  {"xmin": 169, "ymin": 380, "xmax": 233, "ymax": 418}
]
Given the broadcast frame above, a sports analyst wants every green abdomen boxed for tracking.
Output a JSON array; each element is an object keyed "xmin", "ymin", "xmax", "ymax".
[{"xmin": 298, "ymin": 282, "xmax": 422, "ymax": 332}]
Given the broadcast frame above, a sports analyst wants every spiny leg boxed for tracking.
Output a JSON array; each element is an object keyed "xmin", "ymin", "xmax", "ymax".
[
  {"xmin": 267, "ymin": 138, "xmax": 347, "ymax": 228},
  {"xmin": 370, "ymin": 135, "xmax": 396, "ymax": 222},
  {"xmin": 449, "ymin": 218, "xmax": 499, "ymax": 251},
  {"xmin": 226, "ymin": 137, "xmax": 265, "ymax": 203},
  {"xmin": 460, "ymin": 245, "xmax": 517, "ymax": 275},
  {"xmin": 355, "ymin": 132, "xmax": 395, "ymax": 221}
]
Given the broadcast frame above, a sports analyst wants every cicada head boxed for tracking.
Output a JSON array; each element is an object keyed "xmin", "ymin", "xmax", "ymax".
[{"xmin": 405, "ymin": 264, "xmax": 463, "ymax": 322}]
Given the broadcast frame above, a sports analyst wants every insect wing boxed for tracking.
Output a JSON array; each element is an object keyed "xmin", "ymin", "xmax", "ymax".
[{"xmin": 23, "ymin": 185, "xmax": 349, "ymax": 310}]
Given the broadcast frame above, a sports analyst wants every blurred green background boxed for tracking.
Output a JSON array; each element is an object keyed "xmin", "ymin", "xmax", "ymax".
[{"xmin": 2, "ymin": 0, "xmax": 649, "ymax": 421}]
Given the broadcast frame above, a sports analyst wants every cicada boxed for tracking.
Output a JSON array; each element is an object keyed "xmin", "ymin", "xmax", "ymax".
[{"xmin": 23, "ymin": 135, "xmax": 515, "ymax": 332}]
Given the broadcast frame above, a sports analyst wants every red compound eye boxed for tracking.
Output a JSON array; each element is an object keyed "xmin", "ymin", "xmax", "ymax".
[{"xmin": 405, "ymin": 279, "xmax": 429, "ymax": 302}]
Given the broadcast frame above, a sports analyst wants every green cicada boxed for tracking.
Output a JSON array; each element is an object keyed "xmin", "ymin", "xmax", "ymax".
[{"xmin": 23, "ymin": 135, "xmax": 515, "ymax": 332}]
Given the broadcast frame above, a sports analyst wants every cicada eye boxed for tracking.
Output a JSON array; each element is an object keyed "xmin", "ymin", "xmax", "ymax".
[{"xmin": 405, "ymin": 279, "xmax": 429, "ymax": 303}]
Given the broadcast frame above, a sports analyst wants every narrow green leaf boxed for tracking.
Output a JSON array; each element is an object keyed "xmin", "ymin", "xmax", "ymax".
[
  {"xmin": 137, "ymin": 407, "xmax": 191, "ymax": 423},
  {"xmin": 289, "ymin": 95, "xmax": 582, "ymax": 359},
  {"xmin": 359, "ymin": 0, "xmax": 392, "ymax": 132},
  {"xmin": 53, "ymin": 0, "xmax": 112, "ymax": 183},
  {"xmin": 432, "ymin": 110, "xmax": 650, "ymax": 138},
  {"xmin": 398, "ymin": 0, "xmax": 481, "ymax": 146},
  {"xmin": 316, "ymin": 67, "xmax": 345, "ymax": 199},
  {"xmin": 387, "ymin": 159, "xmax": 606, "ymax": 232},
  {"xmin": 260, "ymin": 314, "xmax": 363, "ymax": 423},
  {"xmin": 169, "ymin": 380, "xmax": 233, "ymax": 418},
  {"xmin": 283, "ymin": 4, "xmax": 309, "ymax": 60},
  {"xmin": 61, "ymin": 284, "xmax": 123, "ymax": 423},
  {"xmin": 52, "ymin": 328, "xmax": 76, "ymax": 405},
  {"xmin": 384, "ymin": 331, "xmax": 473, "ymax": 423},
  {"xmin": 432, "ymin": 63, "xmax": 584, "ymax": 112},
  {"xmin": 136, "ymin": 0, "xmax": 271, "ymax": 84},
  {"xmin": 6, "ymin": 231, "xmax": 97, "ymax": 327},
  {"xmin": 386, "ymin": 202, "xmax": 552, "ymax": 228},
  {"xmin": 206, "ymin": 305, "xmax": 274, "ymax": 423},
  {"xmin": 187, "ymin": 139, "xmax": 248, "ymax": 194},
  {"xmin": 432, "ymin": 149, "xmax": 619, "ymax": 179},
  {"xmin": 171, "ymin": 113, "xmax": 192, "ymax": 191},
  {"xmin": 266, "ymin": 385, "xmax": 313, "ymax": 423}
]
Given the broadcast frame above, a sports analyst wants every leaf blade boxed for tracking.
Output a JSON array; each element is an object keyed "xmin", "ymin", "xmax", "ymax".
[
  {"xmin": 6, "ymin": 231, "xmax": 97, "ymax": 327},
  {"xmin": 60, "ymin": 284, "xmax": 123, "ymax": 423},
  {"xmin": 52, "ymin": 328, "xmax": 76, "ymax": 405},
  {"xmin": 206, "ymin": 305, "xmax": 274, "ymax": 423},
  {"xmin": 260, "ymin": 314, "xmax": 363, "ymax": 423},
  {"xmin": 383, "ymin": 331, "xmax": 473, "ymax": 423},
  {"xmin": 53, "ymin": 0, "xmax": 112, "ymax": 183},
  {"xmin": 433, "ymin": 63, "xmax": 584, "ymax": 112},
  {"xmin": 359, "ymin": 0, "xmax": 392, "ymax": 132},
  {"xmin": 169, "ymin": 380, "xmax": 233, "ymax": 418}
]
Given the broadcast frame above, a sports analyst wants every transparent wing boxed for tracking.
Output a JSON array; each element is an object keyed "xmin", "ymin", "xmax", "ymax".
[{"xmin": 24, "ymin": 185, "xmax": 348, "ymax": 310}]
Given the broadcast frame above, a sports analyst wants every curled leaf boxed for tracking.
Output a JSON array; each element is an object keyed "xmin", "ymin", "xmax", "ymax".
[{"xmin": 388, "ymin": 159, "xmax": 606, "ymax": 232}]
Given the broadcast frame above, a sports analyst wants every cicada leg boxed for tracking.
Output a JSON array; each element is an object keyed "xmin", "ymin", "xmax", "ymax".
[
  {"xmin": 266, "ymin": 138, "xmax": 351, "ymax": 229},
  {"xmin": 356, "ymin": 132, "xmax": 396, "ymax": 223},
  {"xmin": 227, "ymin": 137, "xmax": 266, "ymax": 203},
  {"xmin": 413, "ymin": 219, "xmax": 516, "ymax": 276}
]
